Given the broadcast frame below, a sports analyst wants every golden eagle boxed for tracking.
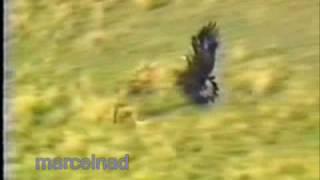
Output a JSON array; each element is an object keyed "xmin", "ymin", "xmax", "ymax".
[{"xmin": 177, "ymin": 22, "xmax": 220, "ymax": 104}]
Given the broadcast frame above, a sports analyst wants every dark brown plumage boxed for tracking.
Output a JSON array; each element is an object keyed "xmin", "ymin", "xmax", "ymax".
[{"xmin": 177, "ymin": 22, "xmax": 220, "ymax": 104}]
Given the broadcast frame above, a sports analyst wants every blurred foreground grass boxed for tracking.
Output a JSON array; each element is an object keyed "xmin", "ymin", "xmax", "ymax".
[{"xmin": 9, "ymin": 0, "xmax": 319, "ymax": 179}]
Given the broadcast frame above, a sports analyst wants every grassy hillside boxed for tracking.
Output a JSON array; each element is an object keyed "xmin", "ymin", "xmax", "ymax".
[{"xmin": 9, "ymin": 0, "xmax": 319, "ymax": 179}]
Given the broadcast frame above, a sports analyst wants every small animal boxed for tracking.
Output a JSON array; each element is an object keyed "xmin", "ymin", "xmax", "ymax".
[{"xmin": 177, "ymin": 22, "xmax": 220, "ymax": 104}]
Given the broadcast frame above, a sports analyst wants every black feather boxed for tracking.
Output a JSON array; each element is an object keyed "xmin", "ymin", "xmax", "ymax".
[{"xmin": 177, "ymin": 22, "xmax": 220, "ymax": 104}]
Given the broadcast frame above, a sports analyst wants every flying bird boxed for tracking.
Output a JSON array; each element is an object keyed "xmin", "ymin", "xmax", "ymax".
[{"xmin": 177, "ymin": 22, "xmax": 220, "ymax": 104}]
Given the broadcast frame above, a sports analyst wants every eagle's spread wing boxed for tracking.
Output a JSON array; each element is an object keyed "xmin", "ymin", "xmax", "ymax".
[{"xmin": 192, "ymin": 22, "xmax": 219, "ymax": 77}]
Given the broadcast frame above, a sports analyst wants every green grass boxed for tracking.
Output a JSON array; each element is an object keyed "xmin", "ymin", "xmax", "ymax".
[{"xmin": 9, "ymin": 0, "xmax": 319, "ymax": 179}]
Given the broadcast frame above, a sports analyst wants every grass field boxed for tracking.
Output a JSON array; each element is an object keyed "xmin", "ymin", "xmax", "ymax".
[{"xmin": 8, "ymin": 0, "xmax": 319, "ymax": 179}]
